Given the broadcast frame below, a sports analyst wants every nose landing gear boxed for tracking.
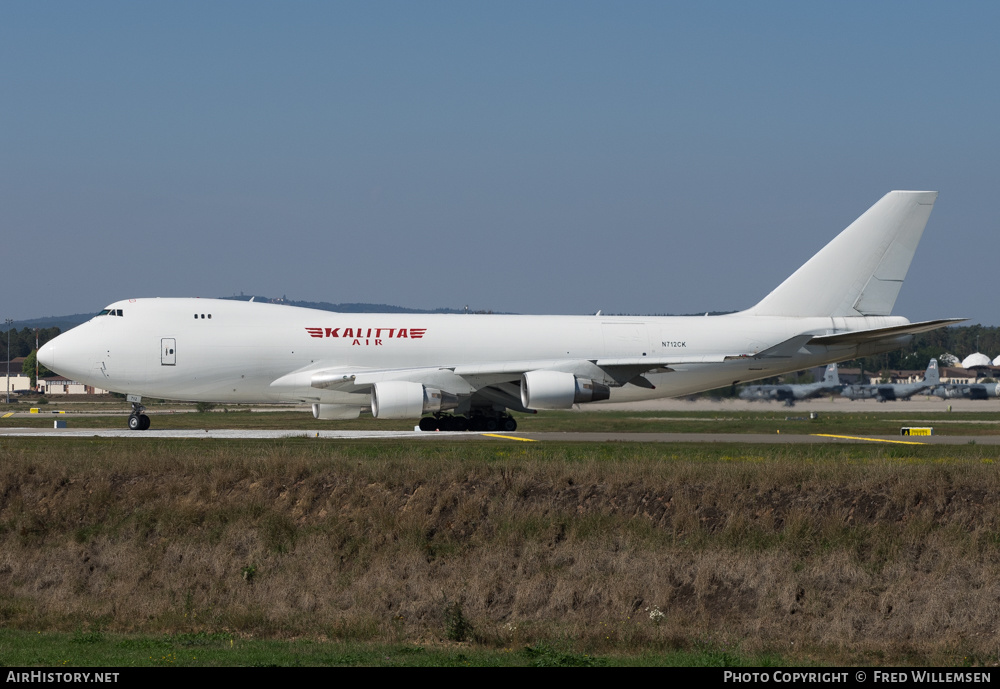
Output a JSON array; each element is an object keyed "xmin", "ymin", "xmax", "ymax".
[{"xmin": 128, "ymin": 400, "xmax": 150, "ymax": 430}]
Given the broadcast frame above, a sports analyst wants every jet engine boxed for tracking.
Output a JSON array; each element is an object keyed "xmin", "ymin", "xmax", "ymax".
[
  {"xmin": 520, "ymin": 370, "xmax": 610, "ymax": 410},
  {"xmin": 312, "ymin": 403, "xmax": 364, "ymax": 420},
  {"xmin": 370, "ymin": 381, "xmax": 459, "ymax": 419}
]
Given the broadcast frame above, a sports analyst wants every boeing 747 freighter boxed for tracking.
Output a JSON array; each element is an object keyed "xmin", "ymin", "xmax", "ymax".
[{"xmin": 39, "ymin": 191, "xmax": 963, "ymax": 430}]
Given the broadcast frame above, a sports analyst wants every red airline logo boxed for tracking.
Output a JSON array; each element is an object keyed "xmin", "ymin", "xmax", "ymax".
[{"xmin": 305, "ymin": 327, "xmax": 426, "ymax": 346}]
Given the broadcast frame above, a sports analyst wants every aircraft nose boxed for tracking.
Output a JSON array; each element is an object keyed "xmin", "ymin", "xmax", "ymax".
[
  {"xmin": 38, "ymin": 327, "xmax": 100, "ymax": 384},
  {"xmin": 38, "ymin": 338, "xmax": 56, "ymax": 370}
]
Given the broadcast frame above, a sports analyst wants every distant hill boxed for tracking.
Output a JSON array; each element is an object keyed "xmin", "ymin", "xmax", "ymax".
[{"xmin": 8, "ymin": 313, "xmax": 96, "ymax": 333}]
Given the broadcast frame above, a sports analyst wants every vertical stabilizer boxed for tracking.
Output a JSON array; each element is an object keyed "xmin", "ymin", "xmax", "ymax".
[
  {"xmin": 824, "ymin": 363, "xmax": 840, "ymax": 385},
  {"xmin": 925, "ymin": 358, "xmax": 939, "ymax": 385},
  {"xmin": 749, "ymin": 191, "xmax": 938, "ymax": 318}
]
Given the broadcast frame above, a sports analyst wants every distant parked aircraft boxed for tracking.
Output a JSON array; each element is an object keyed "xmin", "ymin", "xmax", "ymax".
[
  {"xmin": 927, "ymin": 380, "xmax": 1000, "ymax": 400},
  {"xmin": 738, "ymin": 363, "xmax": 842, "ymax": 405},
  {"xmin": 841, "ymin": 359, "xmax": 939, "ymax": 402}
]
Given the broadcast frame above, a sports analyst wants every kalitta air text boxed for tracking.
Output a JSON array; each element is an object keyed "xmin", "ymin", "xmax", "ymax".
[{"xmin": 305, "ymin": 327, "xmax": 426, "ymax": 346}]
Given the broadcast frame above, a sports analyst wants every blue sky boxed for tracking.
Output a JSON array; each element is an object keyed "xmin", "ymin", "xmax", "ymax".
[{"xmin": 4, "ymin": 1, "xmax": 997, "ymax": 325}]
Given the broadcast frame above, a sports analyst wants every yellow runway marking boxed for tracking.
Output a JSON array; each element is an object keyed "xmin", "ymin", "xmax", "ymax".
[
  {"xmin": 2, "ymin": 413, "xmax": 12, "ymax": 419},
  {"xmin": 811, "ymin": 433, "xmax": 925, "ymax": 446},
  {"xmin": 482, "ymin": 433, "xmax": 536, "ymax": 442}
]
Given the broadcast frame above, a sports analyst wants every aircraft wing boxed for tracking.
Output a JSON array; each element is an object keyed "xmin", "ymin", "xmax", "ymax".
[
  {"xmin": 270, "ymin": 318, "xmax": 965, "ymax": 406},
  {"xmin": 269, "ymin": 355, "xmax": 749, "ymax": 413},
  {"xmin": 271, "ymin": 354, "xmax": 738, "ymax": 396},
  {"xmin": 271, "ymin": 365, "xmax": 477, "ymax": 395},
  {"xmin": 272, "ymin": 327, "xmax": 887, "ymax": 405},
  {"xmin": 268, "ymin": 319, "xmax": 963, "ymax": 405}
]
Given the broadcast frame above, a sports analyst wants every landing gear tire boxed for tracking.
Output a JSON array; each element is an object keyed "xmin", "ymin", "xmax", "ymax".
[
  {"xmin": 419, "ymin": 412, "xmax": 515, "ymax": 433},
  {"xmin": 128, "ymin": 414, "xmax": 151, "ymax": 431}
]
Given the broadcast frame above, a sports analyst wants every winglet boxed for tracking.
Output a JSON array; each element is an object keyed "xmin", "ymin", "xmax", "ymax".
[{"xmin": 748, "ymin": 191, "xmax": 938, "ymax": 318}]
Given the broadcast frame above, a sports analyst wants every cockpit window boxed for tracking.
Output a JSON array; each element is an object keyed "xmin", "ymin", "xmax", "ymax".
[
  {"xmin": 96, "ymin": 309, "xmax": 124, "ymax": 317},
  {"xmin": 97, "ymin": 309, "xmax": 111, "ymax": 316}
]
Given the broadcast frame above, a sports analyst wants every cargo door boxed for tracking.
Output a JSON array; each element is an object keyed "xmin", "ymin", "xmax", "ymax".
[{"xmin": 161, "ymin": 338, "xmax": 176, "ymax": 366}]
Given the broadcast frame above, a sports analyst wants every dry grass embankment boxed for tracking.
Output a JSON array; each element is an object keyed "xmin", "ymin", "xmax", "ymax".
[{"xmin": 1, "ymin": 438, "xmax": 999, "ymax": 663}]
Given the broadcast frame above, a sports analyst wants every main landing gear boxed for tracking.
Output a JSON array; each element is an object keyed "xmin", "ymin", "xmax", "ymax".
[
  {"xmin": 418, "ymin": 412, "xmax": 517, "ymax": 433},
  {"xmin": 128, "ymin": 401, "xmax": 150, "ymax": 431}
]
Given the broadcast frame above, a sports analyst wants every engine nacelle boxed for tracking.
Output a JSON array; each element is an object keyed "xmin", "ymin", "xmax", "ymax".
[
  {"xmin": 520, "ymin": 370, "xmax": 611, "ymax": 410},
  {"xmin": 370, "ymin": 381, "xmax": 459, "ymax": 419},
  {"xmin": 312, "ymin": 403, "xmax": 364, "ymax": 420}
]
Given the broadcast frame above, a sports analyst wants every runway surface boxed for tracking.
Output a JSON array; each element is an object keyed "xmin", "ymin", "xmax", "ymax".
[
  {"xmin": 4, "ymin": 396, "xmax": 999, "ymax": 416},
  {"xmin": 2, "ymin": 427, "xmax": 998, "ymax": 444},
  {"xmin": 3, "ymin": 396, "xmax": 997, "ymax": 444}
]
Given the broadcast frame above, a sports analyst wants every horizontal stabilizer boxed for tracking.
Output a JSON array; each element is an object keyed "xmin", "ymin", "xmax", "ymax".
[
  {"xmin": 808, "ymin": 318, "xmax": 965, "ymax": 346},
  {"xmin": 749, "ymin": 334, "xmax": 815, "ymax": 359}
]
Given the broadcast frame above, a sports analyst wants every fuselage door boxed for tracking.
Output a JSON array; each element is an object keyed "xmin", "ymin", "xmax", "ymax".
[{"xmin": 161, "ymin": 338, "xmax": 177, "ymax": 366}]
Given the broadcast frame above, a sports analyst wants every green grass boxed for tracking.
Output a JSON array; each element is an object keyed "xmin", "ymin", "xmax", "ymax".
[{"xmin": 0, "ymin": 629, "xmax": 787, "ymax": 667}]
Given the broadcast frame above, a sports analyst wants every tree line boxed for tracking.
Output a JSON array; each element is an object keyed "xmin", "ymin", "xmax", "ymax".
[
  {"xmin": 2, "ymin": 328, "xmax": 60, "ymax": 385},
  {"xmin": 845, "ymin": 324, "xmax": 1000, "ymax": 374},
  {"xmin": 1, "ymin": 327, "xmax": 61, "ymax": 362}
]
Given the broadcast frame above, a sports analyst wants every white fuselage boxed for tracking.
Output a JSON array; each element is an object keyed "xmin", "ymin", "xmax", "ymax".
[{"xmin": 39, "ymin": 298, "xmax": 910, "ymax": 407}]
